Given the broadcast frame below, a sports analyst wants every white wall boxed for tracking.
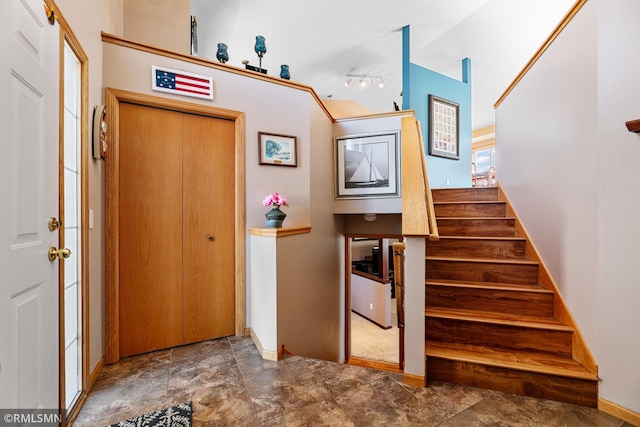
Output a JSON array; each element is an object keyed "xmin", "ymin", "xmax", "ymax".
[
  {"xmin": 352, "ymin": 239, "xmax": 378, "ymax": 261},
  {"xmin": 123, "ymin": 0, "xmax": 190, "ymax": 54},
  {"xmin": 596, "ymin": 0, "xmax": 640, "ymax": 412},
  {"xmin": 497, "ymin": 1, "xmax": 599, "ymax": 349},
  {"xmin": 497, "ymin": 0, "xmax": 640, "ymax": 412},
  {"xmin": 249, "ymin": 234, "xmax": 278, "ymax": 354},
  {"xmin": 351, "ymin": 273, "xmax": 391, "ymax": 328},
  {"xmin": 403, "ymin": 237, "xmax": 425, "ymax": 378},
  {"xmin": 307, "ymin": 99, "xmax": 343, "ymax": 361}
]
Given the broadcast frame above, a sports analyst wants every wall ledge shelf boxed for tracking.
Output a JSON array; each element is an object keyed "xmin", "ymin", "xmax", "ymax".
[{"xmin": 249, "ymin": 226, "xmax": 311, "ymax": 238}]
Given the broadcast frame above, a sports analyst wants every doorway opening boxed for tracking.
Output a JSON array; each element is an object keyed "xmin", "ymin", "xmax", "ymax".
[{"xmin": 345, "ymin": 235, "xmax": 403, "ymax": 372}]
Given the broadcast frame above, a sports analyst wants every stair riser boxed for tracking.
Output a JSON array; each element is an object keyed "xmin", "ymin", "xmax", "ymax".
[
  {"xmin": 427, "ymin": 239, "xmax": 526, "ymax": 259},
  {"xmin": 434, "ymin": 202, "xmax": 506, "ymax": 218},
  {"xmin": 427, "ymin": 358, "xmax": 597, "ymax": 407},
  {"xmin": 436, "ymin": 218, "xmax": 516, "ymax": 237},
  {"xmin": 432, "ymin": 188, "xmax": 499, "ymax": 202},
  {"xmin": 426, "ymin": 286, "xmax": 554, "ymax": 317},
  {"xmin": 426, "ymin": 317, "xmax": 573, "ymax": 358},
  {"xmin": 426, "ymin": 260, "xmax": 539, "ymax": 285}
]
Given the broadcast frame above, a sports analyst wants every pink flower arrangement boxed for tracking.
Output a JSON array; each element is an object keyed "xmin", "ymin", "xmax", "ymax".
[{"xmin": 262, "ymin": 192, "xmax": 288, "ymax": 208}]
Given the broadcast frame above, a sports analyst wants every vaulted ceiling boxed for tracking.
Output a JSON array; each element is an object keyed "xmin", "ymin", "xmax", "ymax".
[{"xmin": 191, "ymin": 0, "xmax": 575, "ymax": 129}]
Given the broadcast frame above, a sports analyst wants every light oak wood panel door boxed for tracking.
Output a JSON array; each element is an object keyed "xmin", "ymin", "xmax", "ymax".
[
  {"xmin": 182, "ymin": 114, "xmax": 235, "ymax": 343},
  {"xmin": 119, "ymin": 103, "xmax": 184, "ymax": 357}
]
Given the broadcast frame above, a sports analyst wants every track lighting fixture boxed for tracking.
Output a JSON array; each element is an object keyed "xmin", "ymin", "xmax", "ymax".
[{"xmin": 344, "ymin": 74, "xmax": 386, "ymax": 89}]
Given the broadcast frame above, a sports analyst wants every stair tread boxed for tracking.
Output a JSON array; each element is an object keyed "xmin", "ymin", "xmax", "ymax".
[
  {"xmin": 434, "ymin": 236, "xmax": 526, "ymax": 242},
  {"xmin": 437, "ymin": 216, "xmax": 516, "ymax": 220},
  {"xmin": 426, "ymin": 307, "xmax": 571, "ymax": 330},
  {"xmin": 426, "ymin": 256, "xmax": 538, "ymax": 265},
  {"xmin": 426, "ymin": 279, "xmax": 553, "ymax": 293},
  {"xmin": 425, "ymin": 341, "xmax": 598, "ymax": 381},
  {"xmin": 434, "ymin": 201, "xmax": 506, "ymax": 205}
]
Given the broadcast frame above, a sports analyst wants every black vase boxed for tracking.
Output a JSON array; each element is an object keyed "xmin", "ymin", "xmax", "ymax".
[{"xmin": 265, "ymin": 206, "xmax": 286, "ymax": 228}]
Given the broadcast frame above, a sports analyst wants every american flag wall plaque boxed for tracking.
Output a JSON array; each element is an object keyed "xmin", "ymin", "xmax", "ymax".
[{"xmin": 152, "ymin": 65, "xmax": 213, "ymax": 100}]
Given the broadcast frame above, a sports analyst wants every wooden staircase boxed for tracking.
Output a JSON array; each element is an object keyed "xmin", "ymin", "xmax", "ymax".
[{"xmin": 425, "ymin": 187, "xmax": 598, "ymax": 407}]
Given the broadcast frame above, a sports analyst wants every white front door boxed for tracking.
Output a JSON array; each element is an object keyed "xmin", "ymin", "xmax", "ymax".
[{"xmin": 0, "ymin": 0, "xmax": 60, "ymax": 410}]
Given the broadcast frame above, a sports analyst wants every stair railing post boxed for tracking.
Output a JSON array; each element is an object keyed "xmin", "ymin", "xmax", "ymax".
[
  {"xmin": 393, "ymin": 242, "xmax": 406, "ymax": 370},
  {"xmin": 402, "ymin": 237, "xmax": 426, "ymax": 386}
]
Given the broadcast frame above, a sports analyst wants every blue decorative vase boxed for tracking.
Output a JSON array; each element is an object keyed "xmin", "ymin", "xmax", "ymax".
[
  {"xmin": 254, "ymin": 35, "xmax": 267, "ymax": 57},
  {"xmin": 265, "ymin": 206, "xmax": 286, "ymax": 228},
  {"xmin": 280, "ymin": 64, "xmax": 290, "ymax": 80},
  {"xmin": 216, "ymin": 43, "xmax": 229, "ymax": 63}
]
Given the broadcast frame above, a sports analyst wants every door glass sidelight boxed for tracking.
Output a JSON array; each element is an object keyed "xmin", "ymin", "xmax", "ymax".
[{"xmin": 63, "ymin": 40, "xmax": 82, "ymax": 410}]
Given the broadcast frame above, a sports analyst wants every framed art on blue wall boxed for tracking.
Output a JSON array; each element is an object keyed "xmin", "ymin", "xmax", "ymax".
[{"xmin": 428, "ymin": 95, "xmax": 459, "ymax": 160}]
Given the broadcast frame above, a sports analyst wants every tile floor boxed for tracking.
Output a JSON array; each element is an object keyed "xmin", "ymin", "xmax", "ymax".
[{"xmin": 73, "ymin": 336, "xmax": 632, "ymax": 427}]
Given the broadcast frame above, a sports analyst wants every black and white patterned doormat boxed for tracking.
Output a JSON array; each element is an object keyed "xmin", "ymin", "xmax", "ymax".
[{"xmin": 106, "ymin": 401, "xmax": 192, "ymax": 427}]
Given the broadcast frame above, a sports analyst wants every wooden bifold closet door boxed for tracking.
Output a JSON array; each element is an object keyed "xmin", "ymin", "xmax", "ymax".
[{"xmin": 118, "ymin": 102, "xmax": 235, "ymax": 357}]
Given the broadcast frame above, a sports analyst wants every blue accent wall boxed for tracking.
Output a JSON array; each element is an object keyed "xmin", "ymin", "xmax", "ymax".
[{"xmin": 402, "ymin": 26, "xmax": 472, "ymax": 188}]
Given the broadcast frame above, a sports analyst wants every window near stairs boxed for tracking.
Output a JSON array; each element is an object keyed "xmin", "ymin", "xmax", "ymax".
[
  {"xmin": 472, "ymin": 146, "xmax": 496, "ymax": 187},
  {"xmin": 471, "ymin": 125, "xmax": 496, "ymax": 187}
]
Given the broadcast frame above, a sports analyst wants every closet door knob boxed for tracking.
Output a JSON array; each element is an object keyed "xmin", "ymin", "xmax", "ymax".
[{"xmin": 207, "ymin": 236, "xmax": 214, "ymax": 241}]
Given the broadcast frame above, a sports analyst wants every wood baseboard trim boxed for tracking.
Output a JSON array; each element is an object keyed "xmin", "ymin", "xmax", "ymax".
[
  {"xmin": 599, "ymin": 398, "xmax": 640, "ymax": 426},
  {"xmin": 243, "ymin": 327, "xmax": 251, "ymax": 337},
  {"xmin": 277, "ymin": 345, "xmax": 295, "ymax": 360},
  {"xmin": 347, "ymin": 356, "xmax": 403, "ymax": 373},
  {"xmin": 69, "ymin": 358, "xmax": 104, "ymax": 426},
  {"xmin": 248, "ymin": 328, "xmax": 279, "ymax": 361},
  {"xmin": 66, "ymin": 391, "xmax": 88, "ymax": 426},
  {"xmin": 282, "ymin": 345, "xmax": 295, "ymax": 357},
  {"xmin": 403, "ymin": 373, "xmax": 426, "ymax": 387},
  {"xmin": 88, "ymin": 356, "xmax": 105, "ymax": 390}
]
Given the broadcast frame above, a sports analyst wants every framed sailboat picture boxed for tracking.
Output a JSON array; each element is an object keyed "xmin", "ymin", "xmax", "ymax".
[{"xmin": 334, "ymin": 131, "xmax": 400, "ymax": 199}]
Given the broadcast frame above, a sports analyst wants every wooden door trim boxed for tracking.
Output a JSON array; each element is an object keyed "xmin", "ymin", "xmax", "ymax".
[
  {"xmin": 55, "ymin": 4, "xmax": 91, "ymax": 419},
  {"xmin": 344, "ymin": 234, "xmax": 404, "ymax": 369},
  {"xmin": 105, "ymin": 88, "xmax": 246, "ymax": 364}
]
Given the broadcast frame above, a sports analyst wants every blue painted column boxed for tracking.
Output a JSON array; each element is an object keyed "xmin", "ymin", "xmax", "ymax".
[{"xmin": 402, "ymin": 25, "xmax": 411, "ymax": 110}]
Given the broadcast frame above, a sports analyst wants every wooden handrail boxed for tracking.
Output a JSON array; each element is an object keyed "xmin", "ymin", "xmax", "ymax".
[
  {"xmin": 415, "ymin": 121, "xmax": 440, "ymax": 241},
  {"xmin": 401, "ymin": 117, "xmax": 429, "ymax": 236},
  {"xmin": 625, "ymin": 119, "xmax": 640, "ymax": 133},
  {"xmin": 400, "ymin": 116, "xmax": 439, "ymax": 239},
  {"xmin": 494, "ymin": 0, "xmax": 587, "ymax": 108}
]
